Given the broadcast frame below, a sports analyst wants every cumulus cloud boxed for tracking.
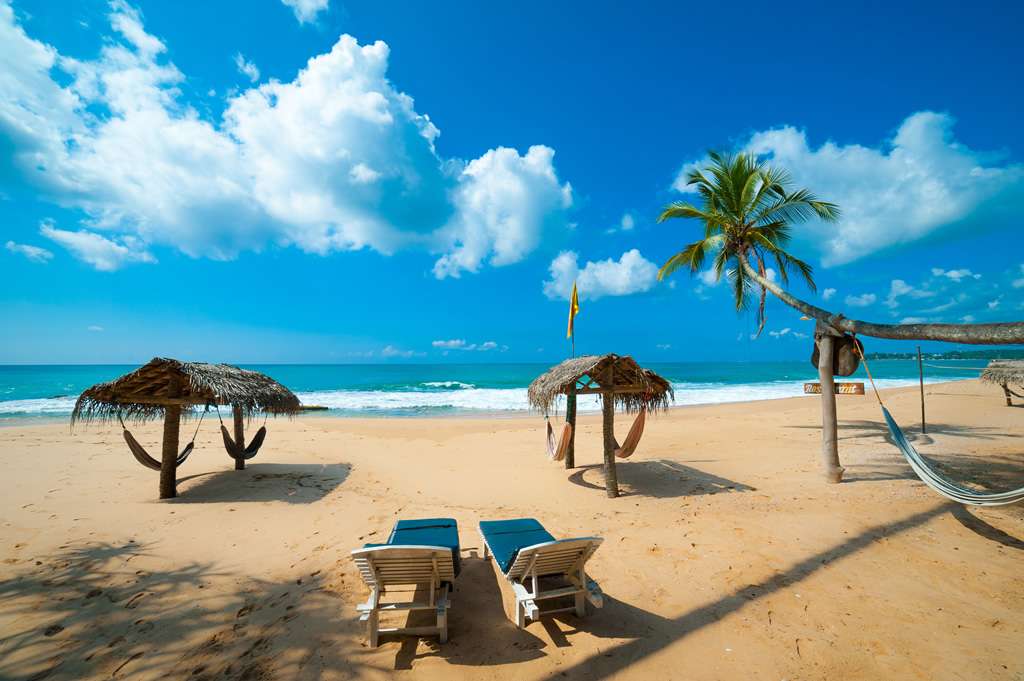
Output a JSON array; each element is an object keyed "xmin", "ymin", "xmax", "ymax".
[
  {"xmin": 844, "ymin": 293, "xmax": 877, "ymax": 307},
  {"xmin": 607, "ymin": 212, "xmax": 635, "ymax": 234},
  {"xmin": 431, "ymin": 339, "xmax": 502, "ymax": 351},
  {"xmin": 0, "ymin": 3, "xmax": 571, "ymax": 273},
  {"xmin": 41, "ymin": 224, "xmax": 156, "ymax": 271},
  {"xmin": 380, "ymin": 345, "xmax": 423, "ymax": 358},
  {"xmin": 432, "ymin": 339, "xmax": 466, "ymax": 349},
  {"xmin": 281, "ymin": 0, "xmax": 328, "ymax": 23},
  {"xmin": 821, "ymin": 287, "xmax": 836, "ymax": 301},
  {"xmin": 930, "ymin": 267, "xmax": 981, "ymax": 282},
  {"xmin": 543, "ymin": 249, "xmax": 658, "ymax": 300},
  {"xmin": 432, "ymin": 145, "xmax": 572, "ymax": 278},
  {"xmin": 673, "ymin": 112, "xmax": 1024, "ymax": 265},
  {"xmin": 233, "ymin": 52, "xmax": 259, "ymax": 82},
  {"xmin": 5, "ymin": 240, "xmax": 53, "ymax": 263},
  {"xmin": 1014, "ymin": 265, "xmax": 1024, "ymax": 288},
  {"xmin": 900, "ymin": 316, "xmax": 929, "ymax": 324}
]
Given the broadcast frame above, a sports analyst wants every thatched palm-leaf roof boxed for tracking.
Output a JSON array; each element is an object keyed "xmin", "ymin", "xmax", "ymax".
[
  {"xmin": 981, "ymin": 360, "xmax": 1024, "ymax": 388},
  {"xmin": 528, "ymin": 353, "xmax": 673, "ymax": 416},
  {"xmin": 72, "ymin": 357, "xmax": 300, "ymax": 425}
]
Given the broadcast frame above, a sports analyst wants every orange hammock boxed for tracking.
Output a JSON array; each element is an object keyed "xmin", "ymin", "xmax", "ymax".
[
  {"xmin": 614, "ymin": 408, "xmax": 646, "ymax": 459},
  {"xmin": 546, "ymin": 420, "xmax": 573, "ymax": 461}
]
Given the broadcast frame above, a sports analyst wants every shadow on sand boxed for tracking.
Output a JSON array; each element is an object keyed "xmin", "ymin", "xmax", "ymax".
[
  {"xmin": 567, "ymin": 459, "xmax": 754, "ymax": 498},
  {"xmin": 173, "ymin": 462, "xmax": 351, "ymax": 504}
]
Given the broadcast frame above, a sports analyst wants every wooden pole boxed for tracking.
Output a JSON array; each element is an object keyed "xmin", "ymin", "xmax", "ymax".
[
  {"xmin": 816, "ymin": 324, "xmax": 844, "ymax": 483},
  {"xmin": 565, "ymin": 386, "xmax": 577, "ymax": 469},
  {"xmin": 159, "ymin": 405, "xmax": 181, "ymax": 499},
  {"xmin": 917, "ymin": 346, "xmax": 926, "ymax": 433},
  {"xmin": 601, "ymin": 367, "xmax": 619, "ymax": 497},
  {"xmin": 232, "ymin": 404, "xmax": 246, "ymax": 471},
  {"xmin": 1003, "ymin": 384, "xmax": 1014, "ymax": 407}
]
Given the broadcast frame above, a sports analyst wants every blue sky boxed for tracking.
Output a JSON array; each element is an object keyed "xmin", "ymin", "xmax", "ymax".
[{"xmin": 2, "ymin": 0, "xmax": 1023, "ymax": 364}]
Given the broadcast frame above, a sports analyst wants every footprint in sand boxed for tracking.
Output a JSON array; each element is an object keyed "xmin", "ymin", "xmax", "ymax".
[
  {"xmin": 44, "ymin": 624, "xmax": 65, "ymax": 637},
  {"xmin": 125, "ymin": 592, "xmax": 149, "ymax": 609},
  {"xmin": 236, "ymin": 604, "xmax": 254, "ymax": 619}
]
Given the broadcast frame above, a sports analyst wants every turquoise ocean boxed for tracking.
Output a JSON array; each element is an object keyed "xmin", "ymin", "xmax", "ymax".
[{"xmin": 0, "ymin": 360, "xmax": 984, "ymax": 423}]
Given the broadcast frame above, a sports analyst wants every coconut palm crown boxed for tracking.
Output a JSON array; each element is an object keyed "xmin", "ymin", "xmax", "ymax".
[{"xmin": 657, "ymin": 151, "xmax": 839, "ymax": 335}]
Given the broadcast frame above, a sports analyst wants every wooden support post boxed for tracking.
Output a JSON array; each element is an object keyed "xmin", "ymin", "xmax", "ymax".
[
  {"xmin": 816, "ymin": 324, "xmax": 844, "ymax": 484},
  {"xmin": 917, "ymin": 346, "xmax": 926, "ymax": 433},
  {"xmin": 1003, "ymin": 384, "xmax": 1014, "ymax": 407},
  {"xmin": 601, "ymin": 370, "xmax": 619, "ymax": 497},
  {"xmin": 233, "ymin": 404, "xmax": 245, "ymax": 471},
  {"xmin": 565, "ymin": 386, "xmax": 577, "ymax": 470},
  {"xmin": 159, "ymin": 404, "xmax": 181, "ymax": 499}
]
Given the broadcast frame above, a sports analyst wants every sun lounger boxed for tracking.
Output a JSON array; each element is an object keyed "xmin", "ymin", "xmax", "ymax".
[
  {"xmin": 479, "ymin": 518, "xmax": 603, "ymax": 627},
  {"xmin": 351, "ymin": 518, "xmax": 460, "ymax": 646}
]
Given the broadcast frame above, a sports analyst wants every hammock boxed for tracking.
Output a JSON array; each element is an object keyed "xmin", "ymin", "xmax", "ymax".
[
  {"xmin": 857, "ymin": 345, "xmax": 1024, "ymax": 506},
  {"xmin": 119, "ymin": 409, "xmax": 203, "ymax": 471},
  {"xmin": 218, "ymin": 406, "xmax": 267, "ymax": 460},
  {"xmin": 614, "ymin": 408, "xmax": 646, "ymax": 459},
  {"xmin": 546, "ymin": 420, "xmax": 572, "ymax": 462}
]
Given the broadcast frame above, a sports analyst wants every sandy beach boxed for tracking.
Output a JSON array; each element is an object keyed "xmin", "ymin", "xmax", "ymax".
[{"xmin": 1, "ymin": 378, "xmax": 1022, "ymax": 680}]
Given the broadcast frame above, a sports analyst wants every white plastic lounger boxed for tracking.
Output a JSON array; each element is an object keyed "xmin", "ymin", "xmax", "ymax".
[
  {"xmin": 479, "ymin": 518, "xmax": 604, "ymax": 628},
  {"xmin": 351, "ymin": 518, "xmax": 460, "ymax": 646}
]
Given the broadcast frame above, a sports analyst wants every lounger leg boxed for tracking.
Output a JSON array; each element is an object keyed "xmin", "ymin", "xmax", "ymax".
[
  {"xmin": 481, "ymin": 533, "xmax": 490, "ymax": 559},
  {"xmin": 437, "ymin": 584, "xmax": 450, "ymax": 643},
  {"xmin": 368, "ymin": 609, "xmax": 379, "ymax": 647},
  {"xmin": 575, "ymin": 567, "xmax": 587, "ymax": 616},
  {"xmin": 515, "ymin": 600, "xmax": 526, "ymax": 628}
]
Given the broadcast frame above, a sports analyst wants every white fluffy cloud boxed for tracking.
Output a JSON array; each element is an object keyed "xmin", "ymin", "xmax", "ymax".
[
  {"xmin": 543, "ymin": 249, "xmax": 659, "ymax": 300},
  {"xmin": 673, "ymin": 112, "xmax": 1024, "ymax": 266},
  {"xmin": 431, "ymin": 339, "xmax": 503, "ymax": 351},
  {"xmin": 844, "ymin": 293, "xmax": 877, "ymax": 307},
  {"xmin": 233, "ymin": 53, "xmax": 259, "ymax": 82},
  {"xmin": 0, "ymin": 3, "xmax": 572, "ymax": 273},
  {"xmin": 41, "ymin": 224, "xmax": 156, "ymax": 271},
  {"xmin": 930, "ymin": 267, "xmax": 980, "ymax": 282},
  {"xmin": 281, "ymin": 0, "xmax": 328, "ymax": 23},
  {"xmin": 432, "ymin": 145, "xmax": 572, "ymax": 278},
  {"xmin": 821, "ymin": 287, "xmax": 836, "ymax": 301},
  {"xmin": 5, "ymin": 240, "xmax": 53, "ymax": 263}
]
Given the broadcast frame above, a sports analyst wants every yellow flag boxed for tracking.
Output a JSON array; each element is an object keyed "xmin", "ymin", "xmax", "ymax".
[{"xmin": 566, "ymin": 280, "xmax": 580, "ymax": 339}]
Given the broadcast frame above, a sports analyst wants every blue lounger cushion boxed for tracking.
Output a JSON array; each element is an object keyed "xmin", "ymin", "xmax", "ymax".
[
  {"xmin": 479, "ymin": 518, "xmax": 556, "ymax": 574},
  {"xmin": 365, "ymin": 517, "xmax": 461, "ymax": 577}
]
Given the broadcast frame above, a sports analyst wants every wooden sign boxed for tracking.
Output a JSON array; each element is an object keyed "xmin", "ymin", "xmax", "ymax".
[{"xmin": 804, "ymin": 382, "xmax": 865, "ymax": 395}]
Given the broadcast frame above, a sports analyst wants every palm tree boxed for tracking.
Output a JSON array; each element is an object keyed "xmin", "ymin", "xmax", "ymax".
[
  {"xmin": 657, "ymin": 151, "xmax": 1024, "ymax": 484},
  {"xmin": 657, "ymin": 151, "xmax": 838, "ymax": 336},
  {"xmin": 658, "ymin": 151, "xmax": 1024, "ymax": 345}
]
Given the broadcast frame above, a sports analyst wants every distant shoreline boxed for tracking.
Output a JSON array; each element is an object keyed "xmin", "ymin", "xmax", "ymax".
[{"xmin": 0, "ymin": 377, "xmax": 975, "ymax": 428}]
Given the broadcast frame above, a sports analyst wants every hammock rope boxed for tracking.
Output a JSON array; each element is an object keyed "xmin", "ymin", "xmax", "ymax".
[{"xmin": 855, "ymin": 342, "xmax": 1024, "ymax": 506}]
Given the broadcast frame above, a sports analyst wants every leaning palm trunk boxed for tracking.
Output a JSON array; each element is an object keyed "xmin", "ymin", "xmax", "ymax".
[{"xmin": 736, "ymin": 254, "xmax": 1024, "ymax": 345}]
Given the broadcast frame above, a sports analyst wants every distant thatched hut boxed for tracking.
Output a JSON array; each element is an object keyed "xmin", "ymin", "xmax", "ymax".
[
  {"xmin": 528, "ymin": 354, "xmax": 673, "ymax": 497},
  {"xmin": 981, "ymin": 360, "xmax": 1024, "ymax": 406},
  {"xmin": 73, "ymin": 358, "xmax": 300, "ymax": 499}
]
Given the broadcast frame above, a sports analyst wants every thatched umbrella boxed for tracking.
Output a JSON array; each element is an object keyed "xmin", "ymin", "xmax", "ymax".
[
  {"xmin": 981, "ymin": 360, "xmax": 1024, "ymax": 406},
  {"xmin": 528, "ymin": 354, "xmax": 673, "ymax": 497},
  {"xmin": 72, "ymin": 358, "xmax": 300, "ymax": 499}
]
